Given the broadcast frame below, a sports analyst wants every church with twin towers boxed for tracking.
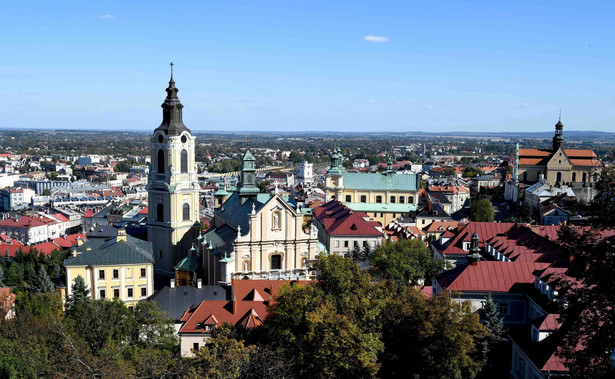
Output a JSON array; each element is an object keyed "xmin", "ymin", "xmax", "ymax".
[{"xmin": 147, "ymin": 65, "xmax": 318, "ymax": 280}]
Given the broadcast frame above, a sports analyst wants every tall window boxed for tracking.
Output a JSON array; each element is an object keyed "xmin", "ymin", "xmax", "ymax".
[
  {"xmin": 360, "ymin": 195, "xmax": 367, "ymax": 203},
  {"xmin": 345, "ymin": 195, "xmax": 351, "ymax": 202},
  {"xmin": 376, "ymin": 195, "xmax": 382, "ymax": 203},
  {"xmin": 390, "ymin": 196, "xmax": 396, "ymax": 203},
  {"xmin": 572, "ymin": 172, "xmax": 577, "ymax": 182},
  {"xmin": 556, "ymin": 172, "xmax": 562, "ymax": 183},
  {"xmin": 183, "ymin": 203, "xmax": 190, "ymax": 221},
  {"xmin": 582, "ymin": 173, "xmax": 587, "ymax": 182},
  {"xmin": 181, "ymin": 149, "xmax": 188, "ymax": 173},
  {"xmin": 399, "ymin": 196, "xmax": 405, "ymax": 204},
  {"xmin": 271, "ymin": 254, "xmax": 282, "ymax": 270},
  {"xmin": 157, "ymin": 149, "xmax": 165, "ymax": 173},
  {"xmin": 157, "ymin": 204, "xmax": 164, "ymax": 221},
  {"xmin": 408, "ymin": 196, "xmax": 414, "ymax": 204}
]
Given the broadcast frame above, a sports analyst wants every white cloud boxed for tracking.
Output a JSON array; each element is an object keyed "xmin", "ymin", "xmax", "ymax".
[
  {"xmin": 100, "ymin": 14, "xmax": 114, "ymax": 19},
  {"xmin": 424, "ymin": 105, "xmax": 435, "ymax": 109},
  {"xmin": 521, "ymin": 102, "xmax": 529, "ymax": 107},
  {"xmin": 363, "ymin": 35, "xmax": 389, "ymax": 43}
]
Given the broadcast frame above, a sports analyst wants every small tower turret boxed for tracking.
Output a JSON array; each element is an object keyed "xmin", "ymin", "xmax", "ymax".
[
  {"xmin": 239, "ymin": 151, "xmax": 259, "ymax": 204},
  {"xmin": 552, "ymin": 114, "xmax": 564, "ymax": 152},
  {"xmin": 468, "ymin": 231, "xmax": 481, "ymax": 266}
]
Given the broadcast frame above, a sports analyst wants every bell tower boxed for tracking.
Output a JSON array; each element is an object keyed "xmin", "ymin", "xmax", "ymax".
[{"xmin": 148, "ymin": 63, "xmax": 200, "ymax": 275}]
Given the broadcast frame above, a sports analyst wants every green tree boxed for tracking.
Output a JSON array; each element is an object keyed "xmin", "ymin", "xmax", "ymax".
[
  {"xmin": 370, "ymin": 239, "xmax": 444, "ymax": 292},
  {"xmin": 0, "ymin": 266, "xmax": 5, "ymax": 287},
  {"xmin": 258, "ymin": 180, "xmax": 271, "ymax": 193},
  {"xmin": 380, "ymin": 288, "xmax": 487, "ymax": 378},
  {"xmin": 186, "ymin": 323, "xmax": 255, "ymax": 378},
  {"xmin": 35, "ymin": 267, "xmax": 55, "ymax": 293},
  {"xmin": 468, "ymin": 199, "xmax": 495, "ymax": 222},
  {"xmin": 477, "ymin": 294, "xmax": 507, "ymax": 376},
  {"xmin": 134, "ymin": 300, "xmax": 178, "ymax": 352},
  {"xmin": 6, "ymin": 263, "xmax": 25, "ymax": 287},
  {"xmin": 65, "ymin": 275, "xmax": 89, "ymax": 311}
]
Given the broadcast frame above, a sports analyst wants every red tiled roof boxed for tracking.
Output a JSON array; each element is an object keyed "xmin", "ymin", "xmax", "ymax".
[
  {"xmin": 538, "ymin": 313, "xmax": 561, "ymax": 331},
  {"xmin": 518, "ymin": 158, "xmax": 547, "ymax": 166},
  {"xmin": 569, "ymin": 158, "xmax": 600, "ymax": 167},
  {"xmin": 437, "ymin": 261, "xmax": 549, "ymax": 292},
  {"xmin": 0, "ymin": 216, "xmax": 47, "ymax": 228},
  {"xmin": 519, "ymin": 149, "xmax": 552, "ymax": 157},
  {"xmin": 563, "ymin": 149, "xmax": 596, "ymax": 158},
  {"xmin": 138, "ymin": 207, "xmax": 149, "ymax": 215},
  {"xmin": 52, "ymin": 213, "xmax": 69, "ymax": 223},
  {"xmin": 179, "ymin": 300, "xmax": 269, "ymax": 334},
  {"xmin": 440, "ymin": 222, "xmax": 515, "ymax": 256},
  {"xmin": 314, "ymin": 201, "xmax": 383, "ymax": 236},
  {"xmin": 82, "ymin": 210, "xmax": 95, "ymax": 218},
  {"xmin": 426, "ymin": 221, "xmax": 459, "ymax": 233}
]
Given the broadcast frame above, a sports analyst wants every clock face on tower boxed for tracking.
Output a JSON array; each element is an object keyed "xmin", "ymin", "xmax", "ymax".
[{"xmin": 181, "ymin": 135, "xmax": 187, "ymax": 143}]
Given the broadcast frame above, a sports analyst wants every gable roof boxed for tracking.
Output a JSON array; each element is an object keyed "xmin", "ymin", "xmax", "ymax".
[
  {"xmin": 437, "ymin": 261, "xmax": 549, "ymax": 292},
  {"xmin": 314, "ymin": 201, "xmax": 382, "ymax": 236},
  {"xmin": 149, "ymin": 284, "xmax": 228, "ymax": 320},
  {"xmin": 439, "ymin": 222, "xmax": 515, "ymax": 256}
]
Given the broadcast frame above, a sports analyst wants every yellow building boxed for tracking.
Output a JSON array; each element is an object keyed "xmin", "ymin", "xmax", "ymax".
[
  {"xmin": 325, "ymin": 149, "xmax": 420, "ymax": 225},
  {"xmin": 63, "ymin": 229, "xmax": 154, "ymax": 309},
  {"xmin": 518, "ymin": 119, "xmax": 601, "ymax": 185}
]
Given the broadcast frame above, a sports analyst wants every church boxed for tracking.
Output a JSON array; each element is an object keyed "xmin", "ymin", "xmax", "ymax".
[
  {"xmin": 201, "ymin": 151, "xmax": 319, "ymax": 285},
  {"xmin": 517, "ymin": 118, "xmax": 600, "ymax": 185},
  {"xmin": 147, "ymin": 67, "xmax": 201, "ymax": 276}
]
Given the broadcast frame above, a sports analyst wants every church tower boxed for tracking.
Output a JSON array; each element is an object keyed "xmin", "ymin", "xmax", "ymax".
[
  {"xmin": 239, "ymin": 151, "xmax": 259, "ymax": 204},
  {"xmin": 552, "ymin": 116, "xmax": 564, "ymax": 151},
  {"xmin": 148, "ymin": 64, "xmax": 200, "ymax": 275}
]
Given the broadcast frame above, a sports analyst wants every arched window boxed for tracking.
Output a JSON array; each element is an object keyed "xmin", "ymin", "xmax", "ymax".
[
  {"xmin": 360, "ymin": 195, "xmax": 367, "ymax": 203},
  {"xmin": 376, "ymin": 195, "xmax": 382, "ymax": 203},
  {"xmin": 271, "ymin": 254, "xmax": 282, "ymax": 270},
  {"xmin": 399, "ymin": 196, "xmax": 405, "ymax": 204},
  {"xmin": 157, "ymin": 149, "xmax": 165, "ymax": 173},
  {"xmin": 390, "ymin": 196, "xmax": 396, "ymax": 203},
  {"xmin": 157, "ymin": 203, "xmax": 164, "ymax": 221},
  {"xmin": 408, "ymin": 196, "xmax": 414, "ymax": 204},
  {"xmin": 556, "ymin": 172, "xmax": 562, "ymax": 183},
  {"xmin": 183, "ymin": 203, "xmax": 190, "ymax": 221},
  {"xmin": 345, "ymin": 195, "xmax": 351, "ymax": 202},
  {"xmin": 572, "ymin": 172, "xmax": 577, "ymax": 182},
  {"xmin": 582, "ymin": 173, "xmax": 587, "ymax": 182},
  {"xmin": 181, "ymin": 149, "xmax": 188, "ymax": 173}
]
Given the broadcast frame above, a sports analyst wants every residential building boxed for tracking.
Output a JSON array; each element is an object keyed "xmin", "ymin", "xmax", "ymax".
[
  {"xmin": 312, "ymin": 200, "xmax": 383, "ymax": 255},
  {"xmin": 63, "ymin": 229, "xmax": 154, "ymax": 309}
]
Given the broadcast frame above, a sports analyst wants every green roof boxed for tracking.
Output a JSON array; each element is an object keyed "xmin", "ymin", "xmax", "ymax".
[
  {"xmin": 243, "ymin": 150, "xmax": 255, "ymax": 161},
  {"xmin": 342, "ymin": 172, "xmax": 419, "ymax": 191},
  {"xmin": 64, "ymin": 235, "xmax": 153, "ymax": 267},
  {"xmin": 345, "ymin": 202, "xmax": 417, "ymax": 213},
  {"xmin": 174, "ymin": 255, "xmax": 200, "ymax": 272}
]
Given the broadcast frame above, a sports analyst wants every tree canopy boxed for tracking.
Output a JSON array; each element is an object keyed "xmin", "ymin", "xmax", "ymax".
[{"xmin": 468, "ymin": 199, "xmax": 495, "ymax": 222}]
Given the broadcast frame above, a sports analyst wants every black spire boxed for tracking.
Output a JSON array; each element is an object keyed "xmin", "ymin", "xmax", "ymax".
[
  {"xmin": 155, "ymin": 62, "xmax": 192, "ymax": 136},
  {"xmin": 552, "ymin": 112, "xmax": 564, "ymax": 151}
]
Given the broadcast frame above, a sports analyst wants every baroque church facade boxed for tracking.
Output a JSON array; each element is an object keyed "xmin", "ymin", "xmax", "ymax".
[
  {"xmin": 201, "ymin": 151, "xmax": 319, "ymax": 285},
  {"xmin": 147, "ymin": 69, "xmax": 200, "ymax": 275}
]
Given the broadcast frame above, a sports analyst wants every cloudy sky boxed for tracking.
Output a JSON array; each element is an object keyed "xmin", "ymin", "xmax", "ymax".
[{"xmin": 2, "ymin": 0, "xmax": 614, "ymax": 133}]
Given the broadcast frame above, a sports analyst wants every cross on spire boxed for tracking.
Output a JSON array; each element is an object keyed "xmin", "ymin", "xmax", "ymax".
[
  {"xmin": 559, "ymin": 109, "xmax": 561, "ymax": 122},
  {"xmin": 170, "ymin": 61, "xmax": 174, "ymax": 76}
]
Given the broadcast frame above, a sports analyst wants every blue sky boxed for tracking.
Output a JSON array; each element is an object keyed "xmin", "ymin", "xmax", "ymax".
[{"xmin": 1, "ymin": 0, "xmax": 614, "ymax": 133}]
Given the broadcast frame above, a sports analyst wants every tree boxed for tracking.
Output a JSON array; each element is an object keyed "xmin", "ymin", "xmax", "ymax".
[
  {"xmin": 370, "ymin": 239, "xmax": 444, "ymax": 292},
  {"xmin": 65, "ymin": 275, "xmax": 89, "ymax": 310},
  {"xmin": 134, "ymin": 300, "xmax": 178, "ymax": 352},
  {"xmin": 263, "ymin": 255, "xmax": 384, "ymax": 378},
  {"xmin": 477, "ymin": 294, "xmax": 507, "ymax": 375},
  {"xmin": 380, "ymin": 288, "xmax": 487, "ymax": 378},
  {"xmin": 186, "ymin": 323, "xmax": 255, "ymax": 378},
  {"xmin": 0, "ymin": 266, "xmax": 5, "ymax": 287},
  {"xmin": 258, "ymin": 180, "xmax": 271, "ymax": 193},
  {"xmin": 554, "ymin": 168, "xmax": 615, "ymax": 377},
  {"xmin": 6, "ymin": 263, "xmax": 25, "ymax": 287},
  {"xmin": 518, "ymin": 201, "xmax": 534, "ymax": 223},
  {"xmin": 35, "ymin": 267, "xmax": 55, "ymax": 293},
  {"xmin": 468, "ymin": 199, "xmax": 495, "ymax": 222}
]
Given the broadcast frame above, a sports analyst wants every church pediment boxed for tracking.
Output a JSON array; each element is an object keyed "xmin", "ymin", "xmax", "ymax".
[{"xmin": 546, "ymin": 148, "xmax": 572, "ymax": 169}]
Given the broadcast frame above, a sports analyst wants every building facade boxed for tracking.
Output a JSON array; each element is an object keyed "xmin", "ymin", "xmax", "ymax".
[
  {"xmin": 147, "ymin": 69, "xmax": 200, "ymax": 275},
  {"xmin": 325, "ymin": 149, "xmax": 419, "ymax": 225}
]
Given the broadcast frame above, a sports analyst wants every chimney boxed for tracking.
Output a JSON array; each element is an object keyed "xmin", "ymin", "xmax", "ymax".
[
  {"xmin": 197, "ymin": 278, "xmax": 202, "ymax": 289},
  {"xmin": 170, "ymin": 278, "xmax": 176, "ymax": 289}
]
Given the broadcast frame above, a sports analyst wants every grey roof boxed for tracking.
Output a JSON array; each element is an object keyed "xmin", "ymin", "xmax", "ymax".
[
  {"xmin": 64, "ymin": 235, "xmax": 153, "ymax": 266},
  {"xmin": 417, "ymin": 203, "xmax": 451, "ymax": 219},
  {"xmin": 86, "ymin": 225, "xmax": 118, "ymax": 239},
  {"xmin": 149, "ymin": 285, "xmax": 228, "ymax": 320}
]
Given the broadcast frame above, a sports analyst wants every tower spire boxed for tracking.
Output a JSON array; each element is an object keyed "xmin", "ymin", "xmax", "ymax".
[{"xmin": 155, "ymin": 63, "xmax": 191, "ymax": 136}]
